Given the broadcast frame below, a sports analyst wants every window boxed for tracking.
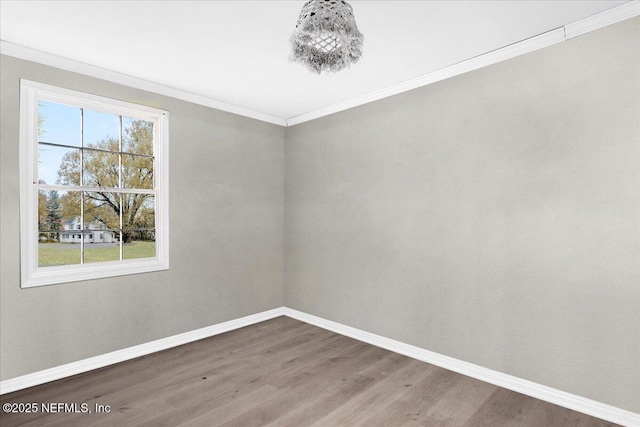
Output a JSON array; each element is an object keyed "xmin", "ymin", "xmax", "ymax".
[{"xmin": 20, "ymin": 80, "xmax": 169, "ymax": 287}]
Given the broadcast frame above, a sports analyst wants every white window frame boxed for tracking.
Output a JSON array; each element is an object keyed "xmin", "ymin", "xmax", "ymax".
[{"xmin": 20, "ymin": 80, "xmax": 169, "ymax": 288}]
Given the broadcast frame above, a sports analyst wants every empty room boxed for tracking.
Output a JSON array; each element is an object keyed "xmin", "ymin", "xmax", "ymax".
[{"xmin": 0, "ymin": 1, "xmax": 638, "ymax": 426}]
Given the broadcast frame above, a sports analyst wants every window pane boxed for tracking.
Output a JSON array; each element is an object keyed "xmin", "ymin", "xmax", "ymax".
[
  {"xmin": 83, "ymin": 108, "xmax": 120, "ymax": 149},
  {"xmin": 38, "ymin": 190, "xmax": 81, "ymax": 237},
  {"xmin": 84, "ymin": 231, "xmax": 121, "ymax": 264},
  {"xmin": 38, "ymin": 101, "xmax": 81, "ymax": 147},
  {"xmin": 38, "ymin": 144, "xmax": 81, "ymax": 186},
  {"xmin": 122, "ymin": 117, "xmax": 153, "ymax": 155},
  {"xmin": 38, "ymin": 242, "xmax": 81, "ymax": 267},
  {"xmin": 122, "ymin": 194, "xmax": 155, "ymax": 260},
  {"xmin": 59, "ymin": 190, "xmax": 83, "ymax": 230},
  {"xmin": 38, "ymin": 190, "xmax": 81, "ymax": 267},
  {"xmin": 83, "ymin": 149, "xmax": 120, "ymax": 188},
  {"xmin": 84, "ymin": 192, "xmax": 121, "ymax": 230},
  {"xmin": 122, "ymin": 154, "xmax": 153, "ymax": 189},
  {"xmin": 84, "ymin": 192, "xmax": 121, "ymax": 264},
  {"xmin": 122, "ymin": 194, "xmax": 155, "ymax": 230},
  {"xmin": 123, "ymin": 231, "xmax": 156, "ymax": 260},
  {"xmin": 39, "ymin": 189, "xmax": 64, "ymax": 241}
]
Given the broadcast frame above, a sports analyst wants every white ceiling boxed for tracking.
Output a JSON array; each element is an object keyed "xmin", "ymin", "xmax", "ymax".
[{"xmin": 0, "ymin": 1, "xmax": 630, "ymax": 121}]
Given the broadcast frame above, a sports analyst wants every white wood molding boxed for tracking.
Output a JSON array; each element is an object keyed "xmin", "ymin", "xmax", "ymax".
[
  {"xmin": 19, "ymin": 80, "xmax": 171, "ymax": 288},
  {"xmin": 285, "ymin": 27, "xmax": 566, "ymax": 126},
  {"xmin": 0, "ymin": 307, "xmax": 285, "ymax": 395},
  {"xmin": 282, "ymin": 308, "xmax": 640, "ymax": 427},
  {"xmin": 0, "ymin": 41, "xmax": 287, "ymax": 127},
  {"xmin": 565, "ymin": 1, "xmax": 640, "ymax": 40},
  {"xmin": 2, "ymin": 2, "xmax": 638, "ymax": 128},
  {"xmin": 2, "ymin": 305, "xmax": 637, "ymax": 426},
  {"xmin": 285, "ymin": 1, "xmax": 639, "ymax": 125}
]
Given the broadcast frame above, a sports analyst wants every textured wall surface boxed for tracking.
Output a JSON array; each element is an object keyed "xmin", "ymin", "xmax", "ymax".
[
  {"xmin": 0, "ymin": 55, "xmax": 285, "ymax": 380},
  {"xmin": 1, "ymin": 16, "xmax": 638, "ymax": 415},
  {"xmin": 284, "ymin": 18, "xmax": 639, "ymax": 412}
]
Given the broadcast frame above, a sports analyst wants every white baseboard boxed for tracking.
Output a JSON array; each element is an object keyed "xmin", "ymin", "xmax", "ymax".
[
  {"xmin": 2, "ymin": 306, "xmax": 637, "ymax": 426},
  {"xmin": 282, "ymin": 308, "xmax": 640, "ymax": 427},
  {"xmin": 0, "ymin": 307, "xmax": 285, "ymax": 395}
]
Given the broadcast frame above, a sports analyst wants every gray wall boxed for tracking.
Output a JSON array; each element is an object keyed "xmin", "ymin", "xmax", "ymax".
[
  {"xmin": 1, "ymin": 16, "xmax": 638, "ymax": 414},
  {"xmin": 0, "ymin": 55, "xmax": 285, "ymax": 380},
  {"xmin": 284, "ymin": 18, "xmax": 639, "ymax": 412}
]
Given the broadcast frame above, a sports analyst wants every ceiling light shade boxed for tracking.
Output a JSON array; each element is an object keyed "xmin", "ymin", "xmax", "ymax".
[{"xmin": 290, "ymin": 0, "xmax": 364, "ymax": 74}]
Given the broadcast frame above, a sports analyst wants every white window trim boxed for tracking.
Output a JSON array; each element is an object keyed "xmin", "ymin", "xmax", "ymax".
[{"xmin": 20, "ymin": 80, "xmax": 169, "ymax": 288}]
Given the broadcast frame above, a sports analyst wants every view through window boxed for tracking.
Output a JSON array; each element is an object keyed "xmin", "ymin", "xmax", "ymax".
[
  {"xmin": 21, "ymin": 81, "xmax": 168, "ymax": 287},
  {"xmin": 38, "ymin": 102, "xmax": 156, "ymax": 266}
]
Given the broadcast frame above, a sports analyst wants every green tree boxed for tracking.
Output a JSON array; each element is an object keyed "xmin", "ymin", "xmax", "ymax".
[
  {"xmin": 38, "ymin": 190, "xmax": 48, "ymax": 240},
  {"xmin": 57, "ymin": 120, "xmax": 155, "ymax": 243},
  {"xmin": 46, "ymin": 190, "xmax": 62, "ymax": 241},
  {"xmin": 38, "ymin": 191, "xmax": 47, "ymax": 228}
]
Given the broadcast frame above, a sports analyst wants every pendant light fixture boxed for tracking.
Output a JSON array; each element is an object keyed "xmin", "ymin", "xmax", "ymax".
[{"xmin": 290, "ymin": 0, "xmax": 364, "ymax": 74}]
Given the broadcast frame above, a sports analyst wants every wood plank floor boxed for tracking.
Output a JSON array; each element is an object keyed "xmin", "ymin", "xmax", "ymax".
[{"xmin": 0, "ymin": 317, "xmax": 619, "ymax": 426}]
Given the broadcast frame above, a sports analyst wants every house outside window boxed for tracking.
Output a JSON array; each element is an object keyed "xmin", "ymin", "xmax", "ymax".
[{"xmin": 20, "ymin": 80, "xmax": 169, "ymax": 287}]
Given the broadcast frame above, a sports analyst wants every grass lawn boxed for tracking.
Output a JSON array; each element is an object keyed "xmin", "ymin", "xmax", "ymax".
[{"xmin": 38, "ymin": 241, "xmax": 156, "ymax": 267}]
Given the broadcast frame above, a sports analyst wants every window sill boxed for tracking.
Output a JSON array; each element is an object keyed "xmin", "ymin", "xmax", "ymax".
[{"xmin": 21, "ymin": 258, "xmax": 169, "ymax": 288}]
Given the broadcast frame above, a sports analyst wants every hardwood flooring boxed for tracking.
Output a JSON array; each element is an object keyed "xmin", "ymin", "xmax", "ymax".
[{"xmin": 0, "ymin": 317, "xmax": 619, "ymax": 426}]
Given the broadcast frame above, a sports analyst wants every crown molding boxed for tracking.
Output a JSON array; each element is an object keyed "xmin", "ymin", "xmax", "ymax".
[
  {"xmin": 286, "ymin": 1, "xmax": 640, "ymax": 126},
  {"xmin": 0, "ymin": 40, "xmax": 287, "ymax": 127},
  {"xmin": 2, "ymin": 2, "xmax": 638, "ymax": 128},
  {"xmin": 565, "ymin": 0, "xmax": 640, "ymax": 39},
  {"xmin": 285, "ymin": 27, "xmax": 566, "ymax": 126}
]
